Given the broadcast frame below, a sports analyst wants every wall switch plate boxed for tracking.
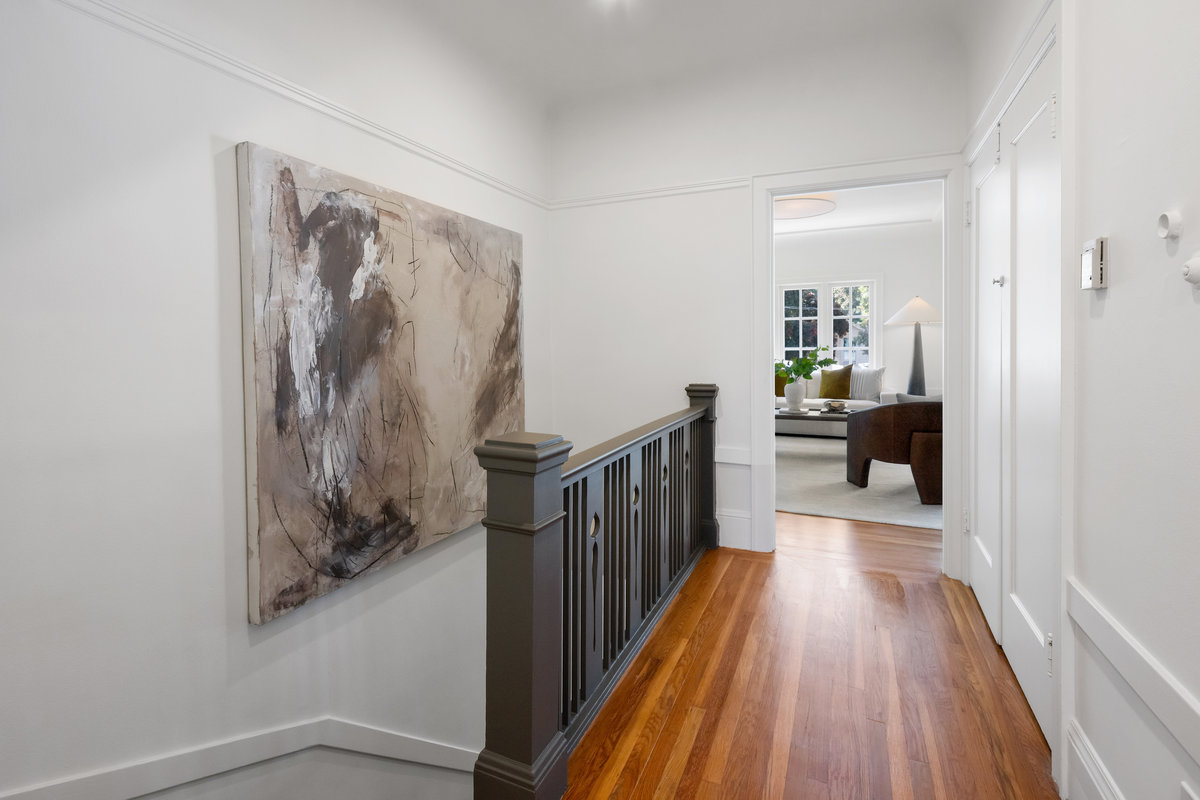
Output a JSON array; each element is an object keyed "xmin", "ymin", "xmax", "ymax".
[
  {"xmin": 1182, "ymin": 781, "xmax": 1199, "ymax": 800},
  {"xmin": 1081, "ymin": 238, "xmax": 1108, "ymax": 289}
]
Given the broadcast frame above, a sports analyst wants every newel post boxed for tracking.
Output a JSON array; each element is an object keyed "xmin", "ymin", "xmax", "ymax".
[
  {"xmin": 686, "ymin": 383, "xmax": 720, "ymax": 549},
  {"xmin": 474, "ymin": 432, "xmax": 574, "ymax": 800}
]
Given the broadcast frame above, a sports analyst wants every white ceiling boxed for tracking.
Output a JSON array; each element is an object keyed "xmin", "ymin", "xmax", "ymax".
[
  {"xmin": 774, "ymin": 180, "xmax": 944, "ymax": 235},
  {"xmin": 399, "ymin": 0, "xmax": 966, "ymax": 105}
]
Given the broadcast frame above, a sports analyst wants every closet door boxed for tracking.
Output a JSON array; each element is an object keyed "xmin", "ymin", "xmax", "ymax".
[
  {"xmin": 969, "ymin": 46, "xmax": 1062, "ymax": 746},
  {"xmin": 1001, "ymin": 50, "xmax": 1062, "ymax": 746},
  {"xmin": 969, "ymin": 137, "xmax": 1009, "ymax": 637}
]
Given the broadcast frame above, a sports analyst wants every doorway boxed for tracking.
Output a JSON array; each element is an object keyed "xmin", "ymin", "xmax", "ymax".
[
  {"xmin": 748, "ymin": 154, "xmax": 967, "ymax": 577},
  {"xmin": 770, "ymin": 180, "xmax": 946, "ymax": 532}
]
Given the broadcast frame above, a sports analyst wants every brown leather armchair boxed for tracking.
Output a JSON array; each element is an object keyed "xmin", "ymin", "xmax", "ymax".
[{"xmin": 846, "ymin": 401, "xmax": 942, "ymax": 505}]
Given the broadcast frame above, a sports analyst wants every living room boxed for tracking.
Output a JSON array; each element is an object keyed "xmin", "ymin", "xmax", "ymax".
[{"xmin": 773, "ymin": 180, "xmax": 944, "ymax": 530}]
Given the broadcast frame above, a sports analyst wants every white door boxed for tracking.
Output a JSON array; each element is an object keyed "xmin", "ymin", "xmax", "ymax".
[
  {"xmin": 969, "ymin": 50, "xmax": 1061, "ymax": 744},
  {"xmin": 1002, "ymin": 52, "xmax": 1061, "ymax": 744},
  {"xmin": 970, "ymin": 148, "xmax": 1008, "ymax": 637}
]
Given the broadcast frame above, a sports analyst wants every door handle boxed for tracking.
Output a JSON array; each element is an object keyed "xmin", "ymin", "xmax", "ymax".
[{"xmin": 992, "ymin": 276, "xmax": 1007, "ymax": 286}]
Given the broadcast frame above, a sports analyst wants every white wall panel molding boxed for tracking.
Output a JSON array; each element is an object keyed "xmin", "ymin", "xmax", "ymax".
[
  {"xmin": 1068, "ymin": 578, "xmax": 1200, "ymax": 767},
  {"xmin": 0, "ymin": 717, "xmax": 475, "ymax": 800},
  {"xmin": 1067, "ymin": 719, "xmax": 1127, "ymax": 800},
  {"xmin": 50, "ymin": 0, "xmax": 550, "ymax": 208},
  {"xmin": 715, "ymin": 446, "xmax": 752, "ymax": 466},
  {"xmin": 965, "ymin": 0, "xmax": 1058, "ymax": 154}
]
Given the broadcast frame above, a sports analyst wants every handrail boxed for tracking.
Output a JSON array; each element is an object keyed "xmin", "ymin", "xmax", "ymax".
[
  {"xmin": 472, "ymin": 384, "xmax": 719, "ymax": 800},
  {"xmin": 561, "ymin": 405, "xmax": 705, "ymax": 482}
]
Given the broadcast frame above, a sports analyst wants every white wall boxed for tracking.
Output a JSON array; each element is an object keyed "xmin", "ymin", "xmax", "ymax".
[
  {"xmin": 0, "ymin": 1, "xmax": 550, "ymax": 796},
  {"xmin": 548, "ymin": 34, "xmax": 966, "ymax": 200},
  {"xmin": 546, "ymin": 33, "xmax": 966, "ymax": 549},
  {"xmin": 774, "ymin": 221, "xmax": 944, "ymax": 394},
  {"xmin": 1064, "ymin": 0, "xmax": 1200, "ymax": 795}
]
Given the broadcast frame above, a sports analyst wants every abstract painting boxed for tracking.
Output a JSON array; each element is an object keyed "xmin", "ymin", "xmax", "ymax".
[{"xmin": 236, "ymin": 143, "xmax": 523, "ymax": 623}]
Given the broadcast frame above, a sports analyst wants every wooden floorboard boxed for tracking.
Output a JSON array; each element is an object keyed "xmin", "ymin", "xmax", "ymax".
[{"xmin": 563, "ymin": 512, "xmax": 1059, "ymax": 800}]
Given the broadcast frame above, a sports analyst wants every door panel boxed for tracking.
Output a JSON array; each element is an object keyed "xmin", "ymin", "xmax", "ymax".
[
  {"xmin": 1003, "ymin": 55, "xmax": 1061, "ymax": 744},
  {"xmin": 970, "ymin": 158, "xmax": 1008, "ymax": 637}
]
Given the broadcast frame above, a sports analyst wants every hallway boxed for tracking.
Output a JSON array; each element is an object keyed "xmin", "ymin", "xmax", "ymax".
[{"xmin": 563, "ymin": 513, "xmax": 1058, "ymax": 799}]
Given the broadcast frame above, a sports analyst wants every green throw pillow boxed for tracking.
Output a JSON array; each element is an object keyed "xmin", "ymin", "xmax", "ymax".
[{"xmin": 819, "ymin": 364, "xmax": 853, "ymax": 399}]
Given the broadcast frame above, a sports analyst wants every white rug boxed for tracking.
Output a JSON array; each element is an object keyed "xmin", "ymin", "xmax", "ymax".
[{"xmin": 775, "ymin": 435, "xmax": 943, "ymax": 530}]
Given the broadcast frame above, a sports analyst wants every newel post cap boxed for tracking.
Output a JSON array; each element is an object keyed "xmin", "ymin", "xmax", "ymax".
[
  {"xmin": 686, "ymin": 384, "xmax": 719, "ymax": 419},
  {"xmin": 476, "ymin": 432, "xmax": 574, "ymax": 474}
]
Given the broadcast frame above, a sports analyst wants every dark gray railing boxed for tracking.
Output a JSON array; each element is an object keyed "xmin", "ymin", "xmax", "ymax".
[{"xmin": 473, "ymin": 384, "xmax": 719, "ymax": 800}]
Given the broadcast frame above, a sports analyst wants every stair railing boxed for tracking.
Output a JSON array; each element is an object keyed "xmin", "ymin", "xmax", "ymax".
[{"xmin": 473, "ymin": 384, "xmax": 719, "ymax": 800}]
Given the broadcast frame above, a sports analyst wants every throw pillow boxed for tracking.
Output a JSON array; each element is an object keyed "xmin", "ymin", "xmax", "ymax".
[
  {"xmin": 818, "ymin": 364, "xmax": 853, "ymax": 399},
  {"xmin": 897, "ymin": 393, "xmax": 943, "ymax": 403},
  {"xmin": 849, "ymin": 366, "xmax": 885, "ymax": 402},
  {"xmin": 774, "ymin": 373, "xmax": 787, "ymax": 398}
]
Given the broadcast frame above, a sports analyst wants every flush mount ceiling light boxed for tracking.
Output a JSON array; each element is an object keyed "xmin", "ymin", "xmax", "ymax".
[{"xmin": 774, "ymin": 194, "xmax": 837, "ymax": 220}]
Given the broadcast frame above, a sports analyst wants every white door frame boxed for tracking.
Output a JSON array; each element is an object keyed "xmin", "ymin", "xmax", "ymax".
[{"xmin": 749, "ymin": 154, "xmax": 968, "ymax": 579}]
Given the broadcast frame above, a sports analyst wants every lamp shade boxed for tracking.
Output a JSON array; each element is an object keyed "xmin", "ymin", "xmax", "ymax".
[{"xmin": 885, "ymin": 295, "xmax": 942, "ymax": 326}]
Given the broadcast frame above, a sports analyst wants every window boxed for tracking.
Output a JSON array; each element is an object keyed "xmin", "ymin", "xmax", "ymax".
[{"xmin": 778, "ymin": 281, "xmax": 876, "ymax": 366}]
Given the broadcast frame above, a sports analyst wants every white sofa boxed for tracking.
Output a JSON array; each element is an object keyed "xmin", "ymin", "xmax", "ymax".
[
  {"xmin": 775, "ymin": 366, "xmax": 899, "ymax": 436},
  {"xmin": 777, "ymin": 366, "xmax": 897, "ymax": 410}
]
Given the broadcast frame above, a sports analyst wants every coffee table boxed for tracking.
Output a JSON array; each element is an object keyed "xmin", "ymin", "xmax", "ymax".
[{"xmin": 775, "ymin": 407, "xmax": 852, "ymax": 438}]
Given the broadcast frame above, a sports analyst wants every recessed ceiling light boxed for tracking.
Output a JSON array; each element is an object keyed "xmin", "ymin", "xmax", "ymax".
[{"xmin": 774, "ymin": 194, "xmax": 837, "ymax": 220}]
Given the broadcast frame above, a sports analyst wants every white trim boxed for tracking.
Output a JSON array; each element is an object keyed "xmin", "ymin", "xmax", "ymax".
[
  {"xmin": 0, "ymin": 718, "xmax": 475, "ymax": 800},
  {"xmin": 751, "ymin": 154, "xmax": 965, "ymax": 570},
  {"xmin": 774, "ymin": 217, "xmax": 940, "ymax": 236},
  {"xmin": 551, "ymin": 177, "xmax": 750, "ymax": 209},
  {"xmin": 1067, "ymin": 578, "xmax": 1200, "ymax": 767},
  {"xmin": 966, "ymin": 30, "xmax": 1057, "ymax": 166},
  {"xmin": 715, "ymin": 446, "xmax": 752, "ymax": 466},
  {"xmin": 965, "ymin": 0, "xmax": 1059, "ymax": 140},
  {"xmin": 51, "ymin": 0, "xmax": 549, "ymax": 208},
  {"xmin": 1066, "ymin": 720, "xmax": 1127, "ymax": 800}
]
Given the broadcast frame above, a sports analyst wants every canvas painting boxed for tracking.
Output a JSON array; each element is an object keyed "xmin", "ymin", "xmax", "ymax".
[{"xmin": 236, "ymin": 143, "xmax": 523, "ymax": 623}]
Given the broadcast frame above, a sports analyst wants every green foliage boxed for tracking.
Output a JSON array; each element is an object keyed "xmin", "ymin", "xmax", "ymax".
[{"xmin": 775, "ymin": 346, "xmax": 836, "ymax": 383}]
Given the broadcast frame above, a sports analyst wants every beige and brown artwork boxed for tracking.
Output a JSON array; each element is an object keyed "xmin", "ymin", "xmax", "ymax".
[{"xmin": 236, "ymin": 143, "xmax": 523, "ymax": 623}]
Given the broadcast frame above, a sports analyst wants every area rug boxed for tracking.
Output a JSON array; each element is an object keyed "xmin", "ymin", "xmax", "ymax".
[{"xmin": 775, "ymin": 436, "xmax": 943, "ymax": 530}]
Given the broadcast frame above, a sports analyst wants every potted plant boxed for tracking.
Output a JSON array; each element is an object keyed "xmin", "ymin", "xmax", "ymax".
[{"xmin": 775, "ymin": 346, "xmax": 836, "ymax": 410}]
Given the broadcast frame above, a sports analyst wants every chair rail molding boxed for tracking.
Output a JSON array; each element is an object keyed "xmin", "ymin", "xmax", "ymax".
[{"xmin": 1067, "ymin": 578, "xmax": 1200, "ymax": 768}]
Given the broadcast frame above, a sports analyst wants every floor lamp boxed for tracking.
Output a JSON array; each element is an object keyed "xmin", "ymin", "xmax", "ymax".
[{"xmin": 885, "ymin": 296, "xmax": 941, "ymax": 396}]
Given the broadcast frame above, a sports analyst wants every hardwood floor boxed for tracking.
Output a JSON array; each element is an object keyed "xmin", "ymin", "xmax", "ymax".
[{"xmin": 562, "ymin": 513, "xmax": 1059, "ymax": 799}]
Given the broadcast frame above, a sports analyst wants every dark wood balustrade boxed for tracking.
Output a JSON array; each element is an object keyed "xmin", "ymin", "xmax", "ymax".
[{"xmin": 473, "ymin": 384, "xmax": 719, "ymax": 800}]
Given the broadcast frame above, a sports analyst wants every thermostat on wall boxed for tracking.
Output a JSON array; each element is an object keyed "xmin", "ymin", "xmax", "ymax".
[{"xmin": 1081, "ymin": 238, "xmax": 1108, "ymax": 289}]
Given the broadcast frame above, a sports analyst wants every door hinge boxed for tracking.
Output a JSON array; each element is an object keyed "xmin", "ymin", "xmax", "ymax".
[
  {"xmin": 964, "ymin": 200, "xmax": 972, "ymax": 227},
  {"xmin": 1046, "ymin": 633, "xmax": 1055, "ymax": 677},
  {"xmin": 962, "ymin": 509, "xmax": 971, "ymax": 534},
  {"xmin": 994, "ymin": 124, "xmax": 1002, "ymax": 165},
  {"xmin": 1050, "ymin": 93, "xmax": 1058, "ymax": 139}
]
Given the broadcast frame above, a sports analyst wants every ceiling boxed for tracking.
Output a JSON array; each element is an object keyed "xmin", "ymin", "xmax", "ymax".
[
  {"xmin": 774, "ymin": 180, "xmax": 944, "ymax": 235},
  {"xmin": 399, "ymin": 0, "xmax": 966, "ymax": 105}
]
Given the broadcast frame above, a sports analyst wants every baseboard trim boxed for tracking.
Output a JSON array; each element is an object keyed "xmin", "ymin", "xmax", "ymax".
[
  {"xmin": 1067, "ymin": 578, "xmax": 1200, "ymax": 768},
  {"xmin": 0, "ymin": 717, "xmax": 475, "ymax": 800},
  {"xmin": 50, "ymin": 0, "xmax": 549, "ymax": 208},
  {"xmin": 1066, "ymin": 720, "xmax": 1126, "ymax": 800}
]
